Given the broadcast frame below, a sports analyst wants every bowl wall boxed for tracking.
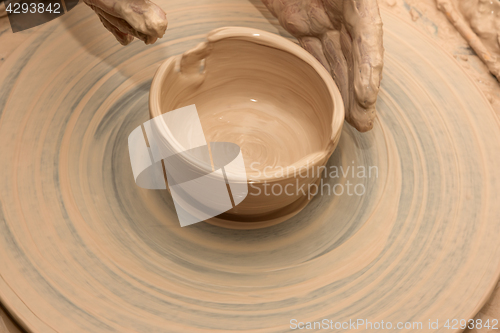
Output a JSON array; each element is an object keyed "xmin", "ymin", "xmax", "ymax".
[{"xmin": 150, "ymin": 27, "xmax": 344, "ymax": 223}]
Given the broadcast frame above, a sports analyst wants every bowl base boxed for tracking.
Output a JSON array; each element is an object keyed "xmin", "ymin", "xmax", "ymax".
[{"xmin": 204, "ymin": 192, "xmax": 312, "ymax": 229}]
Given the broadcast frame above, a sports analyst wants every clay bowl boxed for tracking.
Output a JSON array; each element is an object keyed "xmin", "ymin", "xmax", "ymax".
[{"xmin": 150, "ymin": 27, "xmax": 344, "ymax": 228}]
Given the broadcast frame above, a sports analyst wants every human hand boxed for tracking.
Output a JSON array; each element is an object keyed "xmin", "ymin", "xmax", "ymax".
[
  {"xmin": 83, "ymin": 0, "xmax": 168, "ymax": 45},
  {"xmin": 436, "ymin": 0, "xmax": 500, "ymax": 81},
  {"xmin": 262, "ymin": 0, "xmax": 384, "ymax": 132}
]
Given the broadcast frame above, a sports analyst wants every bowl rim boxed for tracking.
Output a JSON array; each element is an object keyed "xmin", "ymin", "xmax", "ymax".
[{"xmin": 149, "ymin": 26, "xmax": 345, "ymax": 183}]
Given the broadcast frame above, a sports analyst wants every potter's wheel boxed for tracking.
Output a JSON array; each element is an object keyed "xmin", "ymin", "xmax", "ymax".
[{"xmin": 1, "ymin": 1, "xmax": 500, "ymax": 332}]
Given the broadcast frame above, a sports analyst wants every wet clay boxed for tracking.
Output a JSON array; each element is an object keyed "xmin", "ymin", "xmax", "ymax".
[
  {"xmin": 152, "ymin": 28, "xmax": 343, "ymax": 177},
  {"xmin": 149, "ymin": 27, "xmax": 344, "ymax": 225},
  {"xmin": 437, "ymin": 0, "xmax": 500, "ymax": 80},
  {"xmin": 384, "ymin": 0, "xmax": 500, "ymax": 118},
  {"xmin": 84, "ymin": 0, "xmax": 168, "ymax": 45},
  {"xmin": 261, "ymin": 0, "xmax": 384, "ymax": 133},
  {"xmin": 1, "ymin": 2, "xmax": 500, "ymax": 333}
]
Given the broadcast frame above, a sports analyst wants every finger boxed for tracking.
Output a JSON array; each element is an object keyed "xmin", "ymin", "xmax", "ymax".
[
  {"xmin": 261, "ymin": 0, "xmax": 321, "ymax": 37},
  {"xmin": 279, "ymin": 2, "xmax": 316, "ymax": 37},
  {"xmin": 350, "ymin": 95, "xmax": 377, "ymax": 132},
  {"xmin": 85, "ymin": 0, "xmax": 167, "ymax": 44},
  {"xmin": 338, "ymin": 25, "xmax": 360, "ymax": 130},
  {"xmin": 344, "ymin": 0, "xmax": 383, "ymax": 106},
  {"xmin": 343, "ymin": 0, "xmax": 384, "ymax": 132},
  {"xmin": 98, "ymin": 14, "xmax": 134, "ymax": 45},
  {"xmin": 122, "ymin": 0, "xmax": 167, "ymax": 42},
  {"xmin": 299, "ymin": 36, "xmax": 331, "ymax": 72},
  {"xmin": 307, "ymin": 0, "xmax": 335, "ymax": 35},
  {"xmin": 320, "ymin": 30, "xmax": 350, "ymax": 113},
  {"xmin": 320, "ymin": 0, "xmax": 344, "ymax": 29},
  {"xmin": 91, "ymin": 6, "xmax": 150, "ymax": 43}
]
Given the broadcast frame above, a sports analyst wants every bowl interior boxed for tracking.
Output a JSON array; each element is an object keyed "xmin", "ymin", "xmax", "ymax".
[{"xmin": 159, "ymin": 37, "xmax": 337, "ymax": 180}]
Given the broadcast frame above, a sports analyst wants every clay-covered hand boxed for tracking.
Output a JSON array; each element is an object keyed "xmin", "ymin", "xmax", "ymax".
[
  {"xmin": 262, "ymin": 0, "xmax": 384, "ymax": 132},
  {"xmin": 83, "ymin": 0, "xmax": 168, "ymax": 45}
]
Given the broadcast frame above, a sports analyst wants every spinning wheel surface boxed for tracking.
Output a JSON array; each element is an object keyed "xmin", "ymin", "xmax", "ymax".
[{"xmin": 0, "ymin": 2, "xmax": 500, "ymax": 332}]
